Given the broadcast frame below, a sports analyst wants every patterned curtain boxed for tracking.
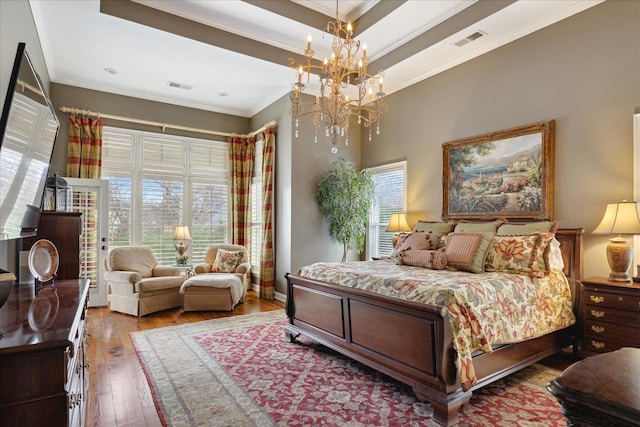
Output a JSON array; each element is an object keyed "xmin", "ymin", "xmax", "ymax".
[
  {"xmin": 228, "ymin": 134, "xmax": 255, "ymax": 247},
  {"xmin": 259, "ymin": 126, "xmax": 275, "ymax": 300},
  {"xmin": 66, "ymin": 115, "xmax": 103, "ymax": 178}
]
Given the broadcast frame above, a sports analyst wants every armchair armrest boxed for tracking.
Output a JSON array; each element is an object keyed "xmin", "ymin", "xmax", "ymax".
[
  {"xmin": 194, "ymin": 262, "xmax": 212, "ymax": 274},
  {"xmin": 235, "ymin": 262, "xmax": 252, "ymax": 275},
  {"xmin": 104, "ymin": 270, "xmax": 141, "ymax": 284},
  {"xmin": 152, "ymin": 265, "xmax": 180, "ymax": 277}
]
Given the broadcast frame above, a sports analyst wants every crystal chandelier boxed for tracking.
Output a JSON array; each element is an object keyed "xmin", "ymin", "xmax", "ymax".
[{"xmin": 289, "ymin": 1, "xmax": 388, "ymax": 153}]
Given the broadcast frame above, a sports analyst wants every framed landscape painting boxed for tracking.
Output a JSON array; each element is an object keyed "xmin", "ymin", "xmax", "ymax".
[{"xmin": 442, "ymin": 120, "xmax": 554, "ymax": 221}]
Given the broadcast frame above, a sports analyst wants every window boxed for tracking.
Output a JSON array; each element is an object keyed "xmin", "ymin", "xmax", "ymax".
[
  {"xmin": 101, "ymin": 127, "xmax": 228, "ymax": 265},
  {"xmin": 367, "ymin": 161, "xmax": 407, "ymax": 258},
  {"xmin": 250, "ymin": 139, "xmax": 263, "ymax": 276}
]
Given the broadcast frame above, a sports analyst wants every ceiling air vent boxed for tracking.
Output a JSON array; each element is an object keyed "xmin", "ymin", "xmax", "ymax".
[
  {"xmin": 454, "ymin": 31, "xmax": 486, "ymax": 47},
  {"xmin": 167, "ymin": 81, "xmax": 193, "ymax": 90}
]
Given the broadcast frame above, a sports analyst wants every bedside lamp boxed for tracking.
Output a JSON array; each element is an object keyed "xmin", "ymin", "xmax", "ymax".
[
  {"xmin": 592, "ymin": 200, "xmax": 640, "ymax": 282},
  {"xmin": 386, "ymin": 213, "xmax": 411, "ymax": 246},
  {"xmin": 174, "ymin": 224, "xmax": 192, "ymax": 265}
]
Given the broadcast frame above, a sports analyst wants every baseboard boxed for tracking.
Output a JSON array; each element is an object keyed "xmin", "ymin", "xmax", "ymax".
[{"xmin": 249, "ymin": 283, "xmax": 286, "ymax": 303}]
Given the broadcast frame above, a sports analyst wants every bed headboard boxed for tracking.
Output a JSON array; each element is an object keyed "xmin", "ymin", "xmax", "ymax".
[{"xmin": 554, "ymin": 228, "xmax": 584, "ymax": 283}]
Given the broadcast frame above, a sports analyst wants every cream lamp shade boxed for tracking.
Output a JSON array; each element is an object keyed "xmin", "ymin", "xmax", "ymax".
[
  {"xmin": 386, "ymin": 213, "xmax": 411, "ymax": 233},
  {"xmin": 592, "ymin": 200, "xmax": 640, "ymax": 282},
  {"xmin": 173, "ymin": 225, "xmax": 192, "ymax": 263}
]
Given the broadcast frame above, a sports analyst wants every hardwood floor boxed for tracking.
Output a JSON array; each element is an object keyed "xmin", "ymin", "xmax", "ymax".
[
  {"xmin": 85, "ymin": 291, "xmax": 578, "ymax": 426},
  {"xmin": 85, "ymin": 291, "xmax": 284, "ymax": 427}
]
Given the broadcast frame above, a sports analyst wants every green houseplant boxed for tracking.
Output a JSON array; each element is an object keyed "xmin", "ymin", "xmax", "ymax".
[{"xmin": 316, "ymin": 157, "xmax": 375, "ymax": 262}]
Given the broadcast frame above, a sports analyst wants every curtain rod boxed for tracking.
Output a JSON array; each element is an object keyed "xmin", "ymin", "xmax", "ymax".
[{"xmin": 58, "ymin": 106, "xmax": 275, "ymax": 139}]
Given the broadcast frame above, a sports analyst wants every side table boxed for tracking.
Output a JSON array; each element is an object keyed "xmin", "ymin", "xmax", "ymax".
[
  {"xmin": 580, "ymin": 276, "xmax": 640, "ymax": 355},
  {"xmin": 547, "ymin": 347, "xmax": 640, "ymax": 426}
]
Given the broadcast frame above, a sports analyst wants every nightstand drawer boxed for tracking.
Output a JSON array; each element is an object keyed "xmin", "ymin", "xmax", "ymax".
[
  {"xmin": 583, "ymin": 289, "xmax": 640, "ymax": 312},
  {"xmin": 584, "ymin": 320, "xmax": 640, "ymax": 346},
  {"xmin": 584, "ymin": 306, "xmax": 640, "ymax": 324},
  {"xmin": 582, "ymin": 336, "xmax": 629, "ymax": 354}
]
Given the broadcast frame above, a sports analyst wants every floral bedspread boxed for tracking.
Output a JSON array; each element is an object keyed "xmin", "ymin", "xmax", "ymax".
[{"xmin": 298, "ymin": 260, "xmax": 576, "ymax": 390}]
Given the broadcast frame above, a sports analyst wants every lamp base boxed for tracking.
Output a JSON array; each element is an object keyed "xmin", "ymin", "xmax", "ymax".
[{"xmin": 605, "ymin": 237, "xmax": 633, "ymax": 282}]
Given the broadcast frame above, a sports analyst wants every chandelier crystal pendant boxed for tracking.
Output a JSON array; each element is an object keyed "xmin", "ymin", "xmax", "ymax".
[{"xmin": 288, "ymin": 1, "xmax": 388, "ymax": 153}]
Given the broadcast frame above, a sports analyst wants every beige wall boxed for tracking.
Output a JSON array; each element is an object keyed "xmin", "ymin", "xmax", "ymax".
[
  {"xmin": 251, "ymin": 93, "xmax": 361, "ymax": 296},
  {"xmin": 361, "ymin": 0, "xmax": 640, "ymax": 279}
]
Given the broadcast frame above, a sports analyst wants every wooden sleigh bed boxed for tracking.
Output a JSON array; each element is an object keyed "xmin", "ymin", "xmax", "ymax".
[{"xmin": 284, "ymin": 228, "xmax": 583, "ymax": 426}]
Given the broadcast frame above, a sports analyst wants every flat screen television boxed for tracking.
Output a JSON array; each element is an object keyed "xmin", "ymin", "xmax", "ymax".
[{"xmin": 0, "ymin": 42, "xmax": 59, "ymax": 241}]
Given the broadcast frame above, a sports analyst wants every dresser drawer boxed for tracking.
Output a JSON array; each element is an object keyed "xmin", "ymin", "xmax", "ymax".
[
  {"xmin": 582, "ymin": 335, "xmax": 630, "ymax": 354},
  {"xmin": 583, "ymin": 305, "xmax": 640, "ymax": 324},
  {"xmin": 583, "ymin": 288, "xmax": 640, "ymax": 311},
  {"xmin": 583, "ymin": 320, "xmax": 640, "ymax": 346}
]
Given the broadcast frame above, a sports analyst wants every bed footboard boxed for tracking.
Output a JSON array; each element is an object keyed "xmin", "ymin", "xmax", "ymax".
[{"xmin": 284, "ymin": 272, "xmax": 471, "ymax": 426}]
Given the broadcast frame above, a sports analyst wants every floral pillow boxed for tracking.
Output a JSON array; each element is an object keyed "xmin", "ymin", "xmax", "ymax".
[
  {"xmin": 484, "ymin": 234, "xmax": 539, "ymax": 275},
  {"xmin": 211, "ymin": 249, "xmax": 244, "ymax": 273},
  {"xmin": 484, "ymin": 232, "xmax": 555, "ymax": 277}
]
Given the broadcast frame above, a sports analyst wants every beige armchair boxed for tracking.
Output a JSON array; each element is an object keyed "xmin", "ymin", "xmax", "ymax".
[
  {"xmin": 194, "ymin": 244, "xmax": 251, "ymax": 294},
  {"xmin": 104, "ymin": 246, "xmax": 185, "ymax": 316}
]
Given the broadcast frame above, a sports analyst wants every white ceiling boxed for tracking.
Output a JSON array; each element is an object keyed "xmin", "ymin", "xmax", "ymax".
[{"xmin": 30, "ymin": 0, "xmax": 602, "ymax": 118}]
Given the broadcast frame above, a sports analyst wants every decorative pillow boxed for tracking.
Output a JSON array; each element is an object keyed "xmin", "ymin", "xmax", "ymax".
[
  {"xmin": 413, "ymin": 221, "xmax": 456, "ymax": 249},
  {"xmin": 497, "ymin": 221, "xmax": 558, "ymax": 235},
  {"xmin": 530, "ymin": 232, "xmax": 556, "ymax": 275},
  {"xmin": 397, "ymin": 230, "xmax": 431, "ymax": 251},
  {"xmin": 454, "ymin": 220, "xmax": 504, "ymax": 233},
  {"xmin": 211, "ymin": 249, "xmax": 244, "ymax": 273},
  {"xmin": 401, "ymin": 250, "xmax": 447, "ymax": 270},
  {"xmin": 484, "ymin": 234, "xmax": 541, "ymax": 275},
  {"xmin": 548, "ymin": 238, "xmax": 565, "ymax": 271},
  {"xmin": 394, "ymin": 232, "xmax": 411, "ymax": 250},
  {"xmin": 444, "ymin": 232, "xmax": 494, "ymax": 273}
]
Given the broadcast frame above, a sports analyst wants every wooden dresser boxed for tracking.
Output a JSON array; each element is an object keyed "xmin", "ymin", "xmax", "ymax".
[
  {"xmin": 580, "ymin": 276, "xmax": 640, "ymax": 355},
  {"xmin": 21, "ymin": 212, "xmax": 82, "ymax": 280},
  {"xmin": 0, "ymin": 279, "xmax": 89, "ymax": 426}
]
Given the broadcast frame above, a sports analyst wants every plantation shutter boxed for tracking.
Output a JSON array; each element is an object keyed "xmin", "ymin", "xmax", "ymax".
[
  {"xmin": 250, "ymin": 139, "xmax": 263, "ymax": 274},
  {"xmin": 367, "ymin": 161, "xmax": 406, "ymax": 258}
]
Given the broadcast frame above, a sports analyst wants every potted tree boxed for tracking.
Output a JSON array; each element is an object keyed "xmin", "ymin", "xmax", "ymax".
[{"xmin": 316, "ymin": 157, "xmax": 375, "ymax": 262}]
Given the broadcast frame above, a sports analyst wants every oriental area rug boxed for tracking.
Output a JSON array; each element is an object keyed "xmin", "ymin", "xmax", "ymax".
[{"xmin": 130, "ymin": 310, "xmax": 566, "ymax": 427}]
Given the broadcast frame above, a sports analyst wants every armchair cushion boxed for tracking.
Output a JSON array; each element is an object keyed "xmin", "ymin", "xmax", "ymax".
[
  {"xmin": 105, "ymin": 246, "xmax": 158, "ymax": 278},
  {"xmin": 212, "ymin": 249, "xmax": 244, "ymax": 273}
]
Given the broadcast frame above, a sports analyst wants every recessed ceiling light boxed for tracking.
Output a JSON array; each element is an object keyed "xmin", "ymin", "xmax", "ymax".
[
  {"xmin": 167, "ymin": 81, "xmax": 193, "ymax": 90},
  {"xmin": 217, "ymin": 91, "xmax": 229, "ymax": 97},
  {"xmin": 104, "ymin": 67, "xmax": 118, "ymax": 74}
]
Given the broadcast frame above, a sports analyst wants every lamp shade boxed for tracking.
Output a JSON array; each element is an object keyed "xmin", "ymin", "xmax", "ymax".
[
  {"xmin": 174, "ymin": 225, "xmax": 192, "ymax": 241},
  {"xmin": 386, "ymin": 213, "xmax": 411, "ymax": 233},
  {"xmin": 592, "ymin": 201, "xmax": 640, "ymax": 235}
]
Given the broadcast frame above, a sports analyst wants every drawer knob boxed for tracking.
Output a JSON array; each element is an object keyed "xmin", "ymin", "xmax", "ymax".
[
  {"xmin": 590, "ymin": 310, "xmax": 605, "ymax": 318},
  {"xmin": 590, "ymin": 325, "xmax": 605, "ymax": 334},
  {"xmin": 591, "ymin": 340, "xmax": 605, "ymax": 350},
  {"xmin": 590, "ymin": 295, "xmax": 604, "ymax": 304}
]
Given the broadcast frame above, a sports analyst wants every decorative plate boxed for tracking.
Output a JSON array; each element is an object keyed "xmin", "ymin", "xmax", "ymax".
[
  {"xmin": 28, "ymin": 239, "xmax": 59, "ymax": 282},
  {"xmin": 28, "ymin": 286, "xmax": 60, "ymax": 332}
]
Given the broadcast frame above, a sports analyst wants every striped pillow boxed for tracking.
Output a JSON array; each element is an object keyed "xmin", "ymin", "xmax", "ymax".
[
  {"xmin": 445, "ymin": 232, "xmax": 494, "ymax": 273},
  {"xmin": 398, "ymin": 231, "xmax": 431, "ymax": 251}
]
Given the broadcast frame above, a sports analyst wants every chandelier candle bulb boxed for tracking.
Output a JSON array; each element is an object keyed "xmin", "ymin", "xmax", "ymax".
[{"xmin": 307, "ymin": 34, "xmax": 312, "ymax": 50}]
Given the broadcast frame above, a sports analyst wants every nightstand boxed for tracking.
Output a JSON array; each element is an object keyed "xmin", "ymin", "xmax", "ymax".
[{"xmin": 580, "ymin": 277, "xmax": 640, "ymax": 355}]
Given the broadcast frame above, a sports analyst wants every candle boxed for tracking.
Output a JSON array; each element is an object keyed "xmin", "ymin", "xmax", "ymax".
[
  {"xmin": 298, "ymin": 66, "xmax": 303, "ymax": 83},
  {"xmin": 358, "ymin": 59, "xmax": 362, "ymax": 77},
  {"xmin": 378, "ymin": 77, "xmax": 383, "ymax": 92},
  {"xmin": 323, "ymin": 57, "xmax": 328, "ymax": 73},
  {"xmin": 362, "ymin": 44, "xmax": 367, "ymax": 58},
  {"xmin": 347, "ymin": 22, "xmax": 353, "ymax": 36},
  {"xmin": 307, "ymin": 34, "xmax": 312, "ymax": 50}
]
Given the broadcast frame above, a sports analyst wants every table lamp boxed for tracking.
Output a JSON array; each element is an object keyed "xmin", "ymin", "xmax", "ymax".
[
  {"xmin": 592, "ymin": 200, "xmax": 640, "ymax": 282},
  {"xmin": 174, "ymin": 224, "xmax": 192, "ymax": 264},
  {"xmin": 386, "ymin": 213, "xmax": 411, "ymax": 246}
]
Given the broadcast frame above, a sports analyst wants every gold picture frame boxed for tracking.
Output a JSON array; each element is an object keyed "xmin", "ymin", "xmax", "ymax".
[{"xmin": 442, "ymin": 120, "xmax": 554, "ymax": 221}]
